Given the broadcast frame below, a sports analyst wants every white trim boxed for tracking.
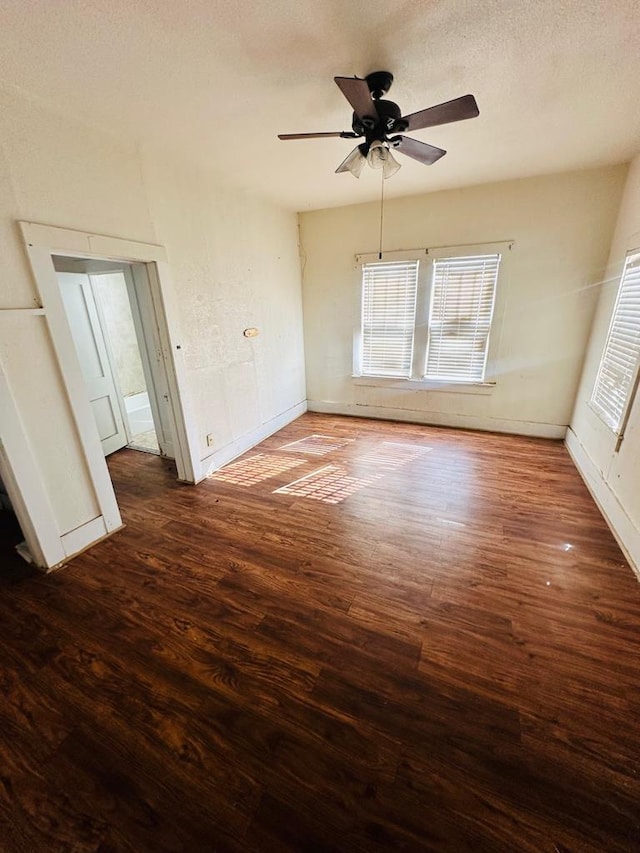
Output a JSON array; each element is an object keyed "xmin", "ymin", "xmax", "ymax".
[
  {"xmin": 23, "ymin": 239, "xmax": 123, "ymax": 532},
  {"xmin": 307, "ymin": 399, "xmax": 567, "ymax": 439},
  {"xmin": 21, "ymin": 222, "xmax": 168, "ymax": 264},
  {"xmin": 0, "ymin": 358, "xmax": 64, "ymax": 569},
  {"xmin": 617, "ymin": 358, "xmax": 640, "ymax": 452},
  {"xmin": 61, "ymin": 515, "xmax": 108, "ymax": 559},
  {"xmin": 144, "ymin": 260, "xmax": 201, "ymax": 482},
  {"xmin": 21, "ymin": 227, "xmax": 198, "ymax": 478},
  {"xmin": 200, "ymin": 400, "xmax": 307, "ymax": 479},
  {"xmin": 0, "ymin": 308, "xmax": 45, "ymax": 316},
  {"xmin": 587, "ymin": 398, "xmax": 616, "ymax": 431},
  {"xmin": 12, "ymin": 221, "xmax": 200, "ymax": 568},
  {"xmin": 124, "ymin": 265, "xmax": 173, "ymax": 454},
  {"xmin": 565, "ymin": 428, "xmax": 640, "ymax": 580},
  {"xmin": 351, "ymin": 376, "xmax": 496, "ymax": 394}
]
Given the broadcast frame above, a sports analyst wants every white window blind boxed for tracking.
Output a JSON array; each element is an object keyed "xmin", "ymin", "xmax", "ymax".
[
  {"xmin": 361, "ymin": 260, "xmax": 419, "ymax": 377},
  {"xmin": 591, "ymin": 251, "xmax": 640, "ymax": 432},
  {"xmin": 425, "ymin": 254, "xmax": 501, "ymax": 382}
]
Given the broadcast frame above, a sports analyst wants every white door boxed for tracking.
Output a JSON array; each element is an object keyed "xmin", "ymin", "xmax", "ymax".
[{"xmin": 58, "ymin": 272, "xmax": 128, "ymax": 456}]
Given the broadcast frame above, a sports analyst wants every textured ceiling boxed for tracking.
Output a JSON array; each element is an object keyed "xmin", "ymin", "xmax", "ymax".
[{"xmin": 1, "ymin": 0, "xmax": 639, "ymax": 211}]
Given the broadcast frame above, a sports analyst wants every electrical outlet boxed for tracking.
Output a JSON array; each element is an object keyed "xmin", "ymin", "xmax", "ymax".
[{"xmin": 206, "ymin": 434, "xmax": 215, "ymax": 447}]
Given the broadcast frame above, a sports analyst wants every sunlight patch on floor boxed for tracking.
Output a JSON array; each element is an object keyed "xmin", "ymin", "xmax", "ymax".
[
  {"xmin": 209, "ymin": 453, "xmax": 305, "ymax": 486},
  {"xmin": 356, "ymin": 442, "xmax": 432, "ymax": 470},
  {"xmin": 273, "ymin": 464, "xmax": 383, "ymax": 504},
  {"xmin": 278, "ymin": 434, "xmax": 355, "ymax": 456}
]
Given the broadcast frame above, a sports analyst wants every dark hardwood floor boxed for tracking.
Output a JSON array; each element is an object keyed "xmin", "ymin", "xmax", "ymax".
[{"xmin": 1, "ymin": 412, "xmax": 639, "ymax": 852}]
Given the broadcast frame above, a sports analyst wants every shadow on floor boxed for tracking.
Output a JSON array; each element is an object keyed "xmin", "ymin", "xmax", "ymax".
[{"xmin": 0, "ymin": 509, "xmax": 38, "ymax": 584}]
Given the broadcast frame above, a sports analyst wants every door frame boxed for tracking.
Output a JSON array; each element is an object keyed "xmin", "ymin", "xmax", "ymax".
[
  {"xmin": 18, "ymin": 222, "xmax": 200, "ymax": 564},
  {"xmin": 51, "ymin": 258, "xmax": 170, "ymax": 454},
  {"xmin": 123, "ymin": 264, "xmax": 175, "ymax": 457},
  {"xmin": 0, "ymin": 354, "xmax": 59, "ymax": 568}
]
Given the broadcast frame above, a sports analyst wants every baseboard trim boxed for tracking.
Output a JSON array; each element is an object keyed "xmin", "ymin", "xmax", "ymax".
[
  {"xmin": 307, "ymin": 400, "xmax": 567, "ymax": 440},
  {"xmin": 60, "ymin": 515, "xmax": 108, "ymax": 560},
  {"xmin": 198, "ymin": 400, "xmax": 308, "ymax": 479},
  {"xmin": 565, "ymin": 428, "xmax": 640, "ymax": 580}
]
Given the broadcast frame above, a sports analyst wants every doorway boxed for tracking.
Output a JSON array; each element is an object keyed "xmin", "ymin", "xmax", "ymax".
[
  {"xmin": 7, "ymin": 222, "xmax": 201, "ymax": 571},
  {"xmin": 54, "ymin": 258, "xmax": 172, "ymax": 459}
]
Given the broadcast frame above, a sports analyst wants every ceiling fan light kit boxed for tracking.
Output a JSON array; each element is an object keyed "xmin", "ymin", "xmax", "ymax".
[
  {"xmin": 367, "ymin": 140, "xmax": 402, "ymax": 178},
  {"xmin": 278, "ymin": 71, "xmax": 479, "ymax": 180},
  {"xmin": 336, "ymin": 145, "xmax": 367, "ymax": 178}
]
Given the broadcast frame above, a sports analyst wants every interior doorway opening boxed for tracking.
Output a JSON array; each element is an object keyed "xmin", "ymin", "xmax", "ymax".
[
  {"xmin": 6, "ymin": 222, "xmax": 200, "ymax": 571},
  {"xmin": 53, "ymin": 257, "xmax": 174, "ymax": 461}
]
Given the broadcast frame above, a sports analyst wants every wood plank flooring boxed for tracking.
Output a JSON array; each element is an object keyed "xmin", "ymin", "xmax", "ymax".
[{"xmin": 1, "ymin": 412, "xmax": 639, "ymax": 852}]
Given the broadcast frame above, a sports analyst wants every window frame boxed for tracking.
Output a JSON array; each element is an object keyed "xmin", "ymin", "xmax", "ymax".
[
  {"xmin": 589, "ymin": 249, "xmax": 640, "ymax": 447},
  {"xmin": 359, "ymin": 258, "xmax": 420, "ymax": 379},
  {"xmin": 353, "ymin": 242, "xmax": 513, "ymax": 391}
]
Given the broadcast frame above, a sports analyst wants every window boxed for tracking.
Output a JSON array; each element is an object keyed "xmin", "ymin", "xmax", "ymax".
[
  {"xmin": 361, "ymin": 260, "xmax": 419, "ymax": 377},
  {"xmin": 357, "ymin": 246, "xmax": 505, "ymax": 384},
  {"xmin": 591, "ymin": 250, "xmax": 640, "ymax": 433},
  {"xmin": 425, "ymin": 254, "xmax": 501, "ymax": 382}
]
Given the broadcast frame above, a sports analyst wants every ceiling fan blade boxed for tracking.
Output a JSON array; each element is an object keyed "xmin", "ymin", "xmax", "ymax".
[
  {"xmin": 334, "ymin": 77, "xmax": 376, "ymax": 121},
  {"xmin": 391, "ymin": 136, "xmax": 446, "ymax": 165},
  {"xmin": 402, "ymin": 94, "xmax": 479, "ymax": 132},
  {"xmin": 278, "ymin": 132, "xmax": 346, "ymax": 140}
]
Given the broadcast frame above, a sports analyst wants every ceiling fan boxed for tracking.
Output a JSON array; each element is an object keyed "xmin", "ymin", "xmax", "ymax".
[{"xmin": 278, "ymin": 71, "xmax": 479, "ymax": 178}]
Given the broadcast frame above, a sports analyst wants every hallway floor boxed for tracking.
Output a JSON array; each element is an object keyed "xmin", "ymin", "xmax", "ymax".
[
  {"xmin": 1, "ymin": 413, "xmax": 639, "ymax": 851},
  {"xmin": 127, "ymin": 428, "xmax": 160, "ymax": 454}
]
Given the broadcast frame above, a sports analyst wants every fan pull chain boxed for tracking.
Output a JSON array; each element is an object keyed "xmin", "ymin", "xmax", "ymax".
[{"xmin": 378, "ymin": 168, "xmax": 385, "ymax": 260}]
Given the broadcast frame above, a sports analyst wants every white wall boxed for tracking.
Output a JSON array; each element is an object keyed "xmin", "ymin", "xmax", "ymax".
[
  {"xmin": 300, "ymin": 167, "xmax": 625, "ymax": 438},
  {"xmin": 0, "ymin": 85, "xmax": 305, "ymax": 552},
  {"xmin": 141, "ymin": 150, "xmax": 306, "ymax": 471},
  {"xmin": 568, "ymin": 152, "xmax": 640, "ymax": 575}
]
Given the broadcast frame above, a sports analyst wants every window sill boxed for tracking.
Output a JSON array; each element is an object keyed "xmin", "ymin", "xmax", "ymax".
[{"xmin": 352, "ymin": 376, "xmax": 497, "ymax": 395}]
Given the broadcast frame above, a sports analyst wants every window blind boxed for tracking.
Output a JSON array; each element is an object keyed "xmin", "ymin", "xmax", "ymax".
[
  {"xmin": 425, "ymin": 254, "xmax": 501, "ymax": 382},
  {"xmin": 591, "ymin": 252, "xmax": 640, "ymax": 432},
  {"xmin": 361, "ymin": 260, "xmax": 419, "ymax": 377}
]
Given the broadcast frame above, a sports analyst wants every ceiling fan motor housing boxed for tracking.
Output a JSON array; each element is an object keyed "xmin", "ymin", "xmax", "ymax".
[
  {"xmin": 352, "ymin": 99, "xmax": 409, "ymax": 140},
  {"xmin": 365, "ymin": 70, "xmax": 394, "ymax": 99}
]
